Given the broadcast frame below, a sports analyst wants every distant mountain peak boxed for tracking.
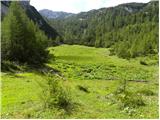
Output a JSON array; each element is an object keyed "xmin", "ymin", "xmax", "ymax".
[{"xmin": 39, "ymin": 9, "xmax": 75, "ymax": 19}]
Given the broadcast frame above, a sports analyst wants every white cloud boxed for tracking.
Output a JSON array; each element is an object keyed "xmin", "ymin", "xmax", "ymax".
[{"xmin": 30, "ymin": 0, "xmax": 150, "ymax": 13}]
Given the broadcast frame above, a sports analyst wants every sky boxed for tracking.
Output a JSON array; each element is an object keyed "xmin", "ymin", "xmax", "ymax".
[{"xmin": 30, "ymin": 0, "xmax": 150, "ymax": 13}]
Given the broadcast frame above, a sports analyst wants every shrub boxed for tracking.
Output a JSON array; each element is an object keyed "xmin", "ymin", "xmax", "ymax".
[
  {"xmin": 115, "ymin": 79, "xmax": 145, "ymax": 109},
  {"xmin": 137, "ymin": 89, "xmax": 155, "ymax": 96},
  {"xmin": 117, "ymin": 92, "xmax": 145, "ymax": 108},
  {"xmin": 114, "ymin": 79, "xmax": 127, "ymax": 95},
  {"xmin": 44, "ymin": 74, "xmax": 73, "ymax": 112}
]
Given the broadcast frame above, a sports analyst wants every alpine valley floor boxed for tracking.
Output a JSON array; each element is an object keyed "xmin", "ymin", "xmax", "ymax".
[{"xmin": 1, "ymin": 45, "xmax": 159, "ymax": 119}]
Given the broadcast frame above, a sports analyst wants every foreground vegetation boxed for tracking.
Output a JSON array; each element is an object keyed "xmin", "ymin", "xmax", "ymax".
[{"xmin": 1, "ymin": 45, "xmax": 158, "ymax": 119}]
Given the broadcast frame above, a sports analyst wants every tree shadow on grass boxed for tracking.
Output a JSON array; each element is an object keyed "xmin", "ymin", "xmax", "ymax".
[{"xmin": 1, "ymin": 59, "xmax": 62, "ymax": 77}]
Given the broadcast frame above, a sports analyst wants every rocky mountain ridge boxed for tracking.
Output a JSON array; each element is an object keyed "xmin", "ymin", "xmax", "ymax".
[{"xmin": 39, "ymin": 9, "xmax": 74, "ymax": 19}]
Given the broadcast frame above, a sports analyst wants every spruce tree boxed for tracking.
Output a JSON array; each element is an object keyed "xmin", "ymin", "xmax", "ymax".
[{"xmin": 2, "ymin": 1, "xmax": 48, "ymax": 64}]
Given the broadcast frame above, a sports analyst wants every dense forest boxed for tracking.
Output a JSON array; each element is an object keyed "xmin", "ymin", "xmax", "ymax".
[{"xmin": 46, "ymin": 1, "xmax": 159, "ymax": 58}]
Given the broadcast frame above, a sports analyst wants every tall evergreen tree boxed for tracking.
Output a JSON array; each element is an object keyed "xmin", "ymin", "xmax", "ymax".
[{"xmin": 2, "ymin": 1, "xmax": 49, "ymax": 64}]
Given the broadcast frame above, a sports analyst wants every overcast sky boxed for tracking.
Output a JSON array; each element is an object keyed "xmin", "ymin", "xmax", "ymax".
[{"xmin": 30, "ymin": 0, "xmax": 150, "ymax": 13}]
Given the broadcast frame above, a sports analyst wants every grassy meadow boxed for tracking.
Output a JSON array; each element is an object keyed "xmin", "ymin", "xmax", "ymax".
[{"xmin": 1, "ymin": 45, "xmax": 159, "ymax": 118}]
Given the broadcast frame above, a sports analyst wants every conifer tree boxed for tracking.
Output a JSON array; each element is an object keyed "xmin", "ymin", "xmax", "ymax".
[{"xmin": 2, "ymin": 1, "xmax": 48, "ymax": 64}]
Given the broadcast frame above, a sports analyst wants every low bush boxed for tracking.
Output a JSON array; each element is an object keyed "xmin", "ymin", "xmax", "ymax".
[
  {"xmin": 116, "ymin": 92, "xmax": 145, "ymax": 108},
  {"xmin": 114, "ymin": 79, "xmax": 127, "ymax": 95},
  {"xmin": 115, "ymin": 79, "xmax": 145, "ymax": 109},
  {"xmin": 43, "ymin": 74, "xmax": 74, "ymax": 112},
  {"xmin": 137, "ymin": 89, "xmax": 155, "ymax": 96}
]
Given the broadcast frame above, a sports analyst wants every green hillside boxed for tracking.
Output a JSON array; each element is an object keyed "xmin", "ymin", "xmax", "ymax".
[{"xmin": 47, "ymin": 1, "xmax": 159, "ymax": 58}]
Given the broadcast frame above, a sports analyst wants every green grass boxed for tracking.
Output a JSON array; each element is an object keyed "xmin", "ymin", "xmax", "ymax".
[{"xmin": 1, "ymin": 44, "xmax": 159, "ymax": 118}]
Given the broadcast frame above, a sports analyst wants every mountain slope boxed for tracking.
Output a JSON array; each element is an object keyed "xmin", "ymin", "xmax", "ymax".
[
  {"xmin": 1, "ymin": 1, "xmax": 58, "ymax": 39},
  {"xmin": 46, "ymin": 1, "xmax": 159, "ymax": 58},
  {"xmin": 39, "ymin": 9, "xmax": 74, "ymax": 19}
]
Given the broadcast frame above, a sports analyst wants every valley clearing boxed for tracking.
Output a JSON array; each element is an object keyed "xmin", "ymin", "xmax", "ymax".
[{"xmin": 1, "ymin": 45, "xmax": 159, "ymax": 119}]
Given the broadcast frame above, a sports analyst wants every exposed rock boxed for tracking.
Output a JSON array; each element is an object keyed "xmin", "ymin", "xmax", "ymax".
[{"xmin": 39, "ymin": 9, "xmax": 74, "ymax": 19}]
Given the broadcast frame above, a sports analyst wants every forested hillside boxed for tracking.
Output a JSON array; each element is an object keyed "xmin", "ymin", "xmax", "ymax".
[
  {"xmin": 1, "ymin": 1, "xmax": 58, "ymax": 39},
  {"xmin": 45, "ymin": 1, "xmax": 159, "ymax": 58}
]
